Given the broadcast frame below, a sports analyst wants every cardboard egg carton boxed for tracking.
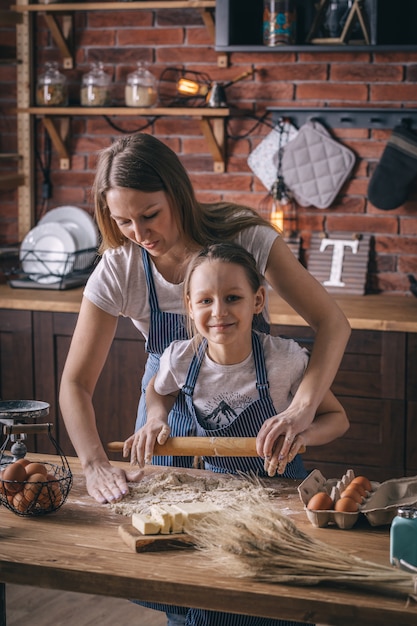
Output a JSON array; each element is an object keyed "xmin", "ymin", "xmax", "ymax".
[
  {"xmin": 299, "ymin": 470, "xmax": 417, "ymax": 530},
  {"xmin": 298, "ymin": 469, "xmax": 379, "ymax": 530}
]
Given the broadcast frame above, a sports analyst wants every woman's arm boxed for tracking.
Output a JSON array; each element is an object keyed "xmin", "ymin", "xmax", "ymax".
[
  {"xmin": 123, "ymin": 375, "xmax": 179, "ymax": 467},
  {"xmin": 59, "ymin": 297, "xmax": 143, "ymax": 503},
  {"xmin": 264, "ymin": 390, "xmax": 349, "ymax": 476},
  {"xmin": 260, "ymin": 236, "xmax": 351, "ymax": 459}
]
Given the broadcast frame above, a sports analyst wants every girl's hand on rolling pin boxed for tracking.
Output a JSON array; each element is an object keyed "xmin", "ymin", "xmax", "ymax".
[{"xmin": 123, "ymin": 422, "xmax": 171, "ymax": 467}]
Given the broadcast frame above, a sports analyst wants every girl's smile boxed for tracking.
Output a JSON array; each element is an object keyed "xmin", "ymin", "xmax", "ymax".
[{"xmin": 187, "ymin": 260, "xmax": 265, "ymax": 364}]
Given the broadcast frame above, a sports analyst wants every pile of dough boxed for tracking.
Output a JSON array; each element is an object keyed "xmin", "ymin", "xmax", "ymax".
[{"xmin": 132, "ymin": 501, "xmax": 221, "ymax": 535}]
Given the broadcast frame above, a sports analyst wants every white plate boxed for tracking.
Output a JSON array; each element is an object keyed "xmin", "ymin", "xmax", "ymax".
[
  {"xmin": 20, "ymin": 222, "xmax": 76, "ymax": 283},
  {"xmin": 39, "ymin": 205, "xmax": 99, "ymax": 250}
]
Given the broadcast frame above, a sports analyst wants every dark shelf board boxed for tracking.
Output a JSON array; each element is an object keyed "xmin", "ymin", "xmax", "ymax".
[
  {"xmin": 215, "ymin": 44, "xmax": 417, "ymax": 53},
  {"xmin": 267, "ymin": 107, "xmax": 417, "ymax": 130}
]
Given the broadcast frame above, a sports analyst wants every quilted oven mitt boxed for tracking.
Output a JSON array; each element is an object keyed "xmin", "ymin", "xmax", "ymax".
[{"xmin": 281, "ymin": 120, "xmax": 356, "ymax": 209}]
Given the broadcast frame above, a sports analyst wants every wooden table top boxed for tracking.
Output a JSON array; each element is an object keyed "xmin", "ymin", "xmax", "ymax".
[
  {"xmin": 0, "ymin": 455, "xmax": 416, "ymax": 625},
  {"xmin": 1, "ymin": 284, "xmax": 417, "ymax": 332}
]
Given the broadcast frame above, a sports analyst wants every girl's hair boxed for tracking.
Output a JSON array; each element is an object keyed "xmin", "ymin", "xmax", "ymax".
[
  {"xmin": 92, "ymin": 133, "xmax": 275, "ymax": 254},
  {"xmin": 184, "ymin": 242, "xmax": 264, "ymax": 340}
]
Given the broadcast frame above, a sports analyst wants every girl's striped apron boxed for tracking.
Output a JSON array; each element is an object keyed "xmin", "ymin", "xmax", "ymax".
[{"xmin": 182, "ymin": 331, "xmax": 307, "ymax": 480}]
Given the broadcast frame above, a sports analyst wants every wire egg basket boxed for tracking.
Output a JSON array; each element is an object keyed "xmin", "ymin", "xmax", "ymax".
[{"xmin": 0, "ymin": 401, "xmax": 73, "ymax": 516}]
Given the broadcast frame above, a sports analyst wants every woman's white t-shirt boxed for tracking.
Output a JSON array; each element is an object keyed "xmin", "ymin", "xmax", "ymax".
[{"xmin": 83, "ymin": 225, "xmax": 278, "ymax": 340}]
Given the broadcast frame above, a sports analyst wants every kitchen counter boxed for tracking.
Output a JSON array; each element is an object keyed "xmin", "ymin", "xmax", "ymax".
[
  {"xmin": 1, "ymin": 455, "xmax": 417, "ymax": 626},
  {"xmin": 1, "ymin": 284, "xmax": 416, "ymax": 332}
]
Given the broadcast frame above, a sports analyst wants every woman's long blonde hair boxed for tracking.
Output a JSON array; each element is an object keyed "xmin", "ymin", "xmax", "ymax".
[{"xmin": 92, "ymin": 133, "xmax": 276, "ymax": 254}]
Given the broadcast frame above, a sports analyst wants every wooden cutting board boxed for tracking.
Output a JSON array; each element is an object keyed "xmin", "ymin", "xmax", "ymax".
[{"xmin": 118, "ymin": 523, "xmax": 195, "ymax": 553}]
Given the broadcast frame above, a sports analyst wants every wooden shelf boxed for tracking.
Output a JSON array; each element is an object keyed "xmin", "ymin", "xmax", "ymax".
[
  {"xmin": 0, "ymin": 174, "xmax": 25, "ymax": 191},
  {"xmin": 215, "ymin": 0, "xmax": 417, "ymax": 53},
  {"xmin": 20, "ymin": 106, "xmax": 230, "ymax": 172},
  {"xmin": 12, "ymin": 0, "xmax": 231, "ymax": 240},
  {"xmin": 12, "ymin": 2, "xmax": 216, "ymax": 11},
  {"xmin": 21, "ymin": 106, "xmax": 229, "ymax": 117},
  {"xmin": 0, "ymin": 9, "xmax": 22, "ymax": 25},
  {"xmin": 0, "ymin": 10, "xmax": 23, "ymax": 195},
  {"xmin": 12, "ymin": 1, "xmax": 227, "ymax": 69}
]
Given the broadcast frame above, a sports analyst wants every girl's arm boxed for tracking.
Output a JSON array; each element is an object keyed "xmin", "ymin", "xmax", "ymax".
[
  {"xmin": 123, "ymin": 374, "xmax": 179, "ymax": 467},
  {"xmin": 59, "ymin": 297, "xmax": 143, "ymax": 503},
  {"xmin": 265, "ymin": 390, "xmax": 349, "ymax": 476},
  {"xmin": 260, "ymin": 235, "xmax": 351, "ymax": 460}
]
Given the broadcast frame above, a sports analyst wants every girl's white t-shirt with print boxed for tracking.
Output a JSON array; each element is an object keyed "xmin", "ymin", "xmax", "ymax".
[{"xmin": 155, "ymin": 333, "xmax": 309, "ymax": 430}]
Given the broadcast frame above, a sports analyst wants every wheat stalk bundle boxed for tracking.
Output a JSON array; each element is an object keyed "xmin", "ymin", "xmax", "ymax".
[{"xmin": 188, "ymin": 490, "xmax": 417, "ymax": 600}]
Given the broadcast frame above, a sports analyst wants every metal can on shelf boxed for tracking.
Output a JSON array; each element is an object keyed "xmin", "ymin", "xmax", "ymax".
[
  {"xmin": 390, "ymin": 506, "xmax": 417, "ymax": 568},
  {"xmin": 263, "ymin": 0, "xmax": 297, "ymax": 47}
]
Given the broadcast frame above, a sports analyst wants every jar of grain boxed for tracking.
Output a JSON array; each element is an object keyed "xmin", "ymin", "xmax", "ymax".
[
  {"xmin": 125, "ymin": 62, "xmax": 157, "ymax": 108},
  {"xmin": 36, "ymin": 62, "xmax": 68, "ymax": 106},
  {"xmin": 80, "ymin": 62, "xmax": 112, "ymax": 107}
]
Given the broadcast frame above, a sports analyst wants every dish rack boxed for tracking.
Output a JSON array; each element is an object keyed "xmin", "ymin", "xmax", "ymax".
[{"xmin": 6, "ymin": 247, "xmax": 98, "ymax": 290}]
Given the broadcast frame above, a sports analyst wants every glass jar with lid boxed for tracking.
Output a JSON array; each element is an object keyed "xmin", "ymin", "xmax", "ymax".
[
  {"xmin": 36, "ymin": 62, "xmax": 68, "ymax": 106},
  {"xmin": 125, "ymin": 62, "xmax": 157, "ymax": 108},
  {"xmin": 80, "ymin": 62, "xmax": 112, "ymax": 107}
]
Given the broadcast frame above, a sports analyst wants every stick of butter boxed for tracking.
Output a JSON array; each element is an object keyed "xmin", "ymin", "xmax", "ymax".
[
  {"xmin": 131, "ymin": 513, "xmax": 162, "ymax": 535},
  {"xmin": 172, "ymin": 502, "xmax": 221, "ymax": 528},
  {"xmin": 150, "ymin": 505, "xmax": 174, "ymax": 534}
]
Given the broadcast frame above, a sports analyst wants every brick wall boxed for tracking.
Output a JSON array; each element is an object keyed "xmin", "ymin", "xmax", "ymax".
[{"xmin": 1, "ymin": 5, "xmax": 417, "ymax": 294}]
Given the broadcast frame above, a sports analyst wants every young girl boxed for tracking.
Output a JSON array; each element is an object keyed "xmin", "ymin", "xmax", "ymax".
[
  {"xmin": 126, "ymin": 242, "xmax": 349, "ymax": 479},
  {"xmin": 59, "ymin": 132, "xmax": 351, "ymax": 505},
  {"xmin": 125, "ymin": 242, "xmax": 349, "ymax": 626}
]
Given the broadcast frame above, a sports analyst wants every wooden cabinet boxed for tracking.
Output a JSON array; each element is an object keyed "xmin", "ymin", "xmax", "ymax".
[
  {"xmin": 406, "ymin": 333, "xmax": 417, "ymax": 475},
  {"xmin": 271, "ymin": 324, "xmax": 409, "ymax": 482},
  {"xmin": 0, "ymin": 309, "xmax": 147, "ymax": 461},
  {"xmin": 1, "ymin": 305, "xmax": 416, "ymax": 479},
  {"xmin": 216, "ymin": 0, "xmax": 417, "ymax": 52}
]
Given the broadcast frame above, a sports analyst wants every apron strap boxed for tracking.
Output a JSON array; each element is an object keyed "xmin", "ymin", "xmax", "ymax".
[
  {"xmin": 252, "ymin": 332, "xmax": 270, "ymax": 400},
  {"xmin": 141, "ymin": 247, "xmax": 159, "ymax": 313},
  {"xmin": 182, "ymin": 339, "xmax": 207, "ymax": 398}
]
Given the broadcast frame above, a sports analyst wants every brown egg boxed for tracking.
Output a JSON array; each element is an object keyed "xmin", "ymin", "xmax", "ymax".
[
  {"xmin": 13, "ymin": 491, "xmax": 31, "ymax": 513},
  {"xmin": 347, "ymin": 481, "xmax": 366, "ymax": 497},
  {"xmin": 25, "ymin": 462, "xmax": 48, "ymax": 477},
  {"xmin": 335, "ymin": 496, "xmax": 359, "ymax": 512},
  {"xmin": 307, "ymin": 492, "xmax": 333, "ymax": 511},
  {"xmin": 2, "ymin": 462, "xmax": 26, "ymax": 494},
  {"xmin": 23, "ymin": 472, "xmax": 48, "ymax": 503},
  {"xmin": 340, "ymin": 486, "xmax": 364, "ymax": 503},
  {"xmin": 15, "ymin": 458, "xmax": 31, "ymax": 468},
  {"xmin": 351, "ymin": 476, "xmax": 372, "ymax": 492}
]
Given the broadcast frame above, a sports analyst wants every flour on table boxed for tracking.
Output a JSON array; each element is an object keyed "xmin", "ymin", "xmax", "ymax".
[{"xmin": 108, "ymin": 471, "xmax": 278, "ymax": 517}]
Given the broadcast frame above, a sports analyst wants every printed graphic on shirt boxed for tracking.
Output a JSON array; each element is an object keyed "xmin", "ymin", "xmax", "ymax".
[{"xmin": 197, "ymin": 392, "xmax": 254, "ymax": 430}]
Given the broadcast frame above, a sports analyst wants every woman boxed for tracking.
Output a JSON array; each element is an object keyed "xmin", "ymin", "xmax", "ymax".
[{"xmin": 59, "ymin": 132, "xmax": 351, "ymax": 505}]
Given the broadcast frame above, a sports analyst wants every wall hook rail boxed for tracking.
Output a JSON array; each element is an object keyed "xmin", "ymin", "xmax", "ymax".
[{"xmin": 267, "ymin": 108, "xmax": 417, "ymax": 130}]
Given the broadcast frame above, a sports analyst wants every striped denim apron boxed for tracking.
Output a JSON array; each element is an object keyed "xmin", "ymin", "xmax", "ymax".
[
  {"xmin": 134, "ymin": 248, "xmax": 196, "ymax": 468},
  {"xmin": 182, "ymin": 332, "xmax": 307, "ymax": 480}
]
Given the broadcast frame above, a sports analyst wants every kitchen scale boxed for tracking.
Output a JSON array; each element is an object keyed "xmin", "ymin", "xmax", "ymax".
[{"xmin": 0, "ymin": 399, "xmax": 73, "ymax": 516}]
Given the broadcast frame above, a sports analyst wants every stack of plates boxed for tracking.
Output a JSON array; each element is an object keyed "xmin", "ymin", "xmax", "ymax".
[{"xmin": 19, "ymin": 206, "xmax": 99, "ymax": 286}]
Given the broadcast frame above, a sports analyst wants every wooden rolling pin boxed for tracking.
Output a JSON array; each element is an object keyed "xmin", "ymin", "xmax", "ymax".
[{"xmin": 107, "ymin": 437, "xmax": 306, "ymax": 457}]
